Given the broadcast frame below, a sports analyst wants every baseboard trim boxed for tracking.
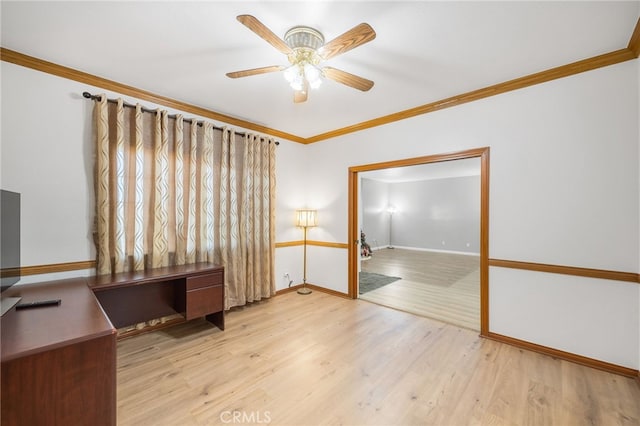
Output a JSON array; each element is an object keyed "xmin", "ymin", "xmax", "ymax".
[
  {"xmin": 276, "ymin": 283, "xmax": 350, "ymax": 299},
  {"xmin": 485, "ymin": 332, "xmax": 638, "ymax": 378},
  {"xmin": 306, "ymin": 283, "xmax": 351, "ymax": 299},
  {"xmin": 275, "ymin": 286, "xmax": 302, "ymax": 296},
  {"xmin": 384, "ymin": 245, "xmax": 480, "ymax": 256}
]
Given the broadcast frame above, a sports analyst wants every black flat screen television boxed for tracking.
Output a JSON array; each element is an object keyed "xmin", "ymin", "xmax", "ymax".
[{"xmin": 1, "ymin": 189, "xmax": 21, "ymax": 315}]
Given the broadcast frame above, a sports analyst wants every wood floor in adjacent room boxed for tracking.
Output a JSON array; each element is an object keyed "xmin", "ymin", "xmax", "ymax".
[
  {"xmin": 117, "ymin": 291, "xmax": 640, "ymax": 426},
  {"xmin": 360, "ymin": 248, "xmax": 480, "ymax": 330}
]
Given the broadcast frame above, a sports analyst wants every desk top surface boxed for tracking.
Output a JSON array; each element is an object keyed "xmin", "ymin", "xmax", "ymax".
[
  {"xmin": 87, "ymin": 262, "xmax": 223, "ymax": 290},
  {"xmin": 1, "ymin": 263, "xmax": 223, "ymax": 361},
  {"xmin": 1, "ymin": 278, "xmax": 116, "ymax": 362}
]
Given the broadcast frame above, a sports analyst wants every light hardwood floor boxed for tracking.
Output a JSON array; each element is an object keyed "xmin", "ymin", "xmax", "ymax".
[
  {"xmin": 117, "ymin": 291, "xmax": 640, "ymax": 425},
  {"xmin": 360, "ymin": 248, "xmax": 480, "ymax": 330}
]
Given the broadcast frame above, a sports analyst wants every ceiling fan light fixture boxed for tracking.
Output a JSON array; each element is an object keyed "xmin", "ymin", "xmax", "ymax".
[
  {"xmin": 304, "ymin": 63, "xmax": 322, "ymax": 86},
  {"xmin": 283, "ymin": 65, "xmax": 299, "ymax": 83},
  {"xmin": 284, "ymin": 67, "xmax": 305, "ymax": 90},
  {"xmin": 284, "ymin": 63, "xmax": 322, "ymax": 91},
  {"xmin": 229, "ymin": 15, "xmax": 376, "ymax": 102},
  {"xmin": 308, "ymin": 78, "xmax": 322, "ymax": 90},
  {"xmin": 290, "ymin": 79, "xmax": 304, "ymax": 91},
  {"xmin": 284, "ymin": 26, "xmax": 324, "ymax": 50}
]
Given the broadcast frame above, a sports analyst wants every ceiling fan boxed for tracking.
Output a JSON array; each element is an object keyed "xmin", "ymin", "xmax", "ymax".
[{"xmin": 226, "ymin": 15, "xmax": 376, "ymax": 103}]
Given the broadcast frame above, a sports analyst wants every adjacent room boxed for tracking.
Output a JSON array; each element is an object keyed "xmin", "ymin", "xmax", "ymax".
[
  {"xmin": 358, "ymin": 159, "xmax": 481, "ymax": 331},
  {"xmin": 1, "ymin": 2, "xmax": 639, "ymax": 425}
]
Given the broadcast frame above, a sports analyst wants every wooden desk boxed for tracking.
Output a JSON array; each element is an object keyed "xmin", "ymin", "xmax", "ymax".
[
  {"xmin": 88, "ymin": 263, "xmax": 225, "ymax": 330},
  {"xmin": 1, "ymin": 278, "xmax": 117, "ymax": 426},
  {"xmin": 1, "ymin": 263, "xmax": 223, "ymax": 425}
]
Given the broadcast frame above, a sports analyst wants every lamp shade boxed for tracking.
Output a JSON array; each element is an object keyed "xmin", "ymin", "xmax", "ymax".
[{"xmin": 295, "ymin": 209, "xmax": 318, "ymax": 227}]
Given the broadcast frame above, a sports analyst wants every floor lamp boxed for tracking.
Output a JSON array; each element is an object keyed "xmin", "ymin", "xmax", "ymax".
[
  {"xmin": 296, "ymin": 209, "xmax": 317, "ymax": 295},
  {"xmin": 387, "ymin": 205, "xmax": 396, "ymax": 249}
]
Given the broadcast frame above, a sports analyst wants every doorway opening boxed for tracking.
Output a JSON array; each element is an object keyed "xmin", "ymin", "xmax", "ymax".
[{"xmin": 348, "ymin": 147, "xmax": 490, "ymax": 336}]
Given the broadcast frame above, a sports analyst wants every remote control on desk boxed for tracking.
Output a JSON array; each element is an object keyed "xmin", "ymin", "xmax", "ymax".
[{"xmin": 15, "ymin": 299, "xmax": 61, "ymax": 310}]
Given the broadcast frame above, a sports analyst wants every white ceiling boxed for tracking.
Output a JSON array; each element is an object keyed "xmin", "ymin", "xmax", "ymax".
[{"xmin": 2, "ymin": 1, "xmax": 638, "ymax": 140}]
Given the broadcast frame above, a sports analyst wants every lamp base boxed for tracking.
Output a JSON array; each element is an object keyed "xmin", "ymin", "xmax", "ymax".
[{"xmin": 297, "ymin": 286, "xmax": 312, "ymax": 295}]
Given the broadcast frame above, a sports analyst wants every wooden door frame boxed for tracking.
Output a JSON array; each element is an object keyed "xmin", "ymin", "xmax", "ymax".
[{"xmin": 348, "ymin": 147, "xmax": 490, "ymax": 336}]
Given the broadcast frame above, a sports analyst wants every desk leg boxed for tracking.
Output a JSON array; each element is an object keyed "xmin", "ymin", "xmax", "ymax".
[{"xmin": 205, "ymin": 310, "xmax": 224, "ymax": 330}]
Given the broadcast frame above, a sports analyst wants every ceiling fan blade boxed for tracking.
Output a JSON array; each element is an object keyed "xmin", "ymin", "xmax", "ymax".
[
  {"xmin": 293, "ymin": 80, "xmax": 309, "ymax": 103},
  {"xmin": 323, "ymin": 67, "xmax": 374, "ymax": 91},
  {"xmin": 318, "ymin": 23, "xmax": 376, "ymax": 60},
  {"xmin": 237, "ymin": 15, "xmax": 293, "ymax": 55},
  {"xmin": 226, "ymin": 66, "xmax": 285, "ymax": 79}
]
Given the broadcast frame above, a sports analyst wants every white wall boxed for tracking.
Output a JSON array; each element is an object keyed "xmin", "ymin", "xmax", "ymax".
[
  {"xmin": 274, "ymin": 137, "xmax": 308, "ymax": 289},
  {"xmin": 301, "ymin": 60, "xmax": 639, "ymax": 369},
  {"xmin": 1, "ymin": 63, "xmax": 96, "ymax": 283},
  {"xmin": 390, "ymin": 176, "xmax": 480, "ymax": 253},
  {"xmin": 361, "ymin": 175, "xmax": 481, "ymax": 253},
  {"xmin": 360, "ymin": 178, "xmax": 388, "ymax": 249},
  {"xmin": 2, "ymin": 58, "xmax": 638, "ymax": 370},
  {"xmin": 490, "ymin": 267, "xmax": 638, "ymax": 368}
]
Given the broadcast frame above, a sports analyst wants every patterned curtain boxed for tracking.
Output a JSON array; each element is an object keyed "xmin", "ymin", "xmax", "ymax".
[{"xmin": 94, "ymin": 95, "xmax": 276, "ymax": 309}]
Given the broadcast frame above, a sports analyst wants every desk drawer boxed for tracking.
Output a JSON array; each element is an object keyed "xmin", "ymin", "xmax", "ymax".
[
  {"xmin": 186, "ymin": 285, "xmax": 223, "ymax": 320},
  {"xmin": 187, "ymin": 272, "xmax": 223, "ymax": 290}
]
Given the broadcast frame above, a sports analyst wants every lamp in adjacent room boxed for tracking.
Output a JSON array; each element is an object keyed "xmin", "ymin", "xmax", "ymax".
[
  {"xmin": 387, "ymin": 205, "xmax": 396, "ymax": 249},
  {"xmin": 295, "ymin": 209, "xmax": 317, "ymax": 295}
]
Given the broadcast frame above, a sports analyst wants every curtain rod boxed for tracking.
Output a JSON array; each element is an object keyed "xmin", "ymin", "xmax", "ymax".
[{"xmin": 82, "ymin": 92, "xmax": 278, "ymax": 145}]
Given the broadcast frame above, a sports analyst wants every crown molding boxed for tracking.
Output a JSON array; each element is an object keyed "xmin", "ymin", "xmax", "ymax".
[
  {"xmin": 305, "ymin": 47, "xmax": 637, "ymax": 143},
  {"xmin": 0, "ymin": 47, "xmax": 306, "ymax": 144},
  {"xmin": 306, "ymin": 17, "xmax": 640, "ymax": 142},
  {"xmin": 628, "ymin": 17, "xmax": 640, "ymax": 58},
  {"xmin": 2, "ymin": 17, "xmax": 638, "ymax": 146}
]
